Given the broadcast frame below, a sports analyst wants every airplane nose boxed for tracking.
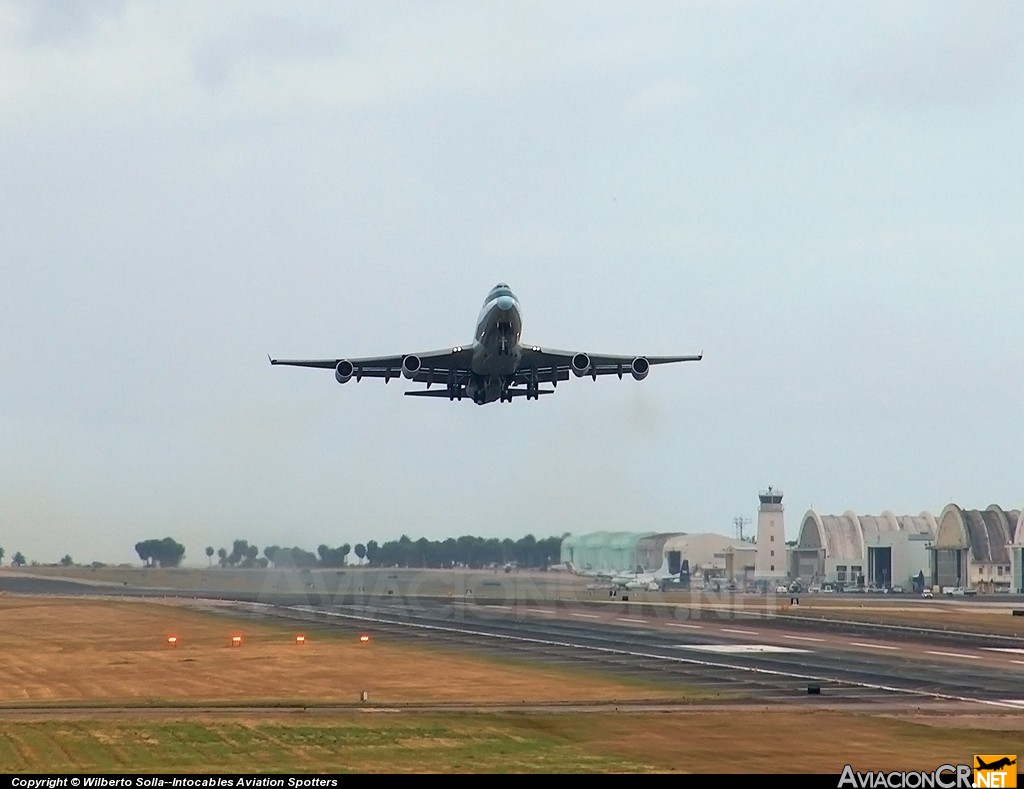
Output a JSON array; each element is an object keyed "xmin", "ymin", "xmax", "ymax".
[{"xmin": 496, "ymin": 295, "xmax": 515, "ymax": 312}]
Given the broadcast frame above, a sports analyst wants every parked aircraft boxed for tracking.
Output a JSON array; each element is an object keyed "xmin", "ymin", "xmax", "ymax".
[
  {"xmin": 612, "ymin": 563, "xmax": 680, "ymax": 589},
  {"xmin": 269, "ymin": 283, "xmax": 702, "ymax": 405}
]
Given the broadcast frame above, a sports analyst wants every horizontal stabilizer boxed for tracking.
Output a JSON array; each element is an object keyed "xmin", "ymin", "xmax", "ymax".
[
  {"xmin": 404, "ymin": 389, "xmax": 460, "ymax": 398},
  {"xmin": 404, "ymin": 388, "xmax": 554, "ymax": 399}
]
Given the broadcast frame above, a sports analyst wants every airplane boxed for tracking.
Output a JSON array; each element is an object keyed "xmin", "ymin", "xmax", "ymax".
[
  {"xmin": 269, "ymin": 283, "xmax": 702, "ymax": 404},
  {"xmin": 976, "ymin": 758, "xmax": 1016, "ymax": 771},
  {"xmin": 611, "ymin": 563, "xmax": 680, "ymax": 590}
]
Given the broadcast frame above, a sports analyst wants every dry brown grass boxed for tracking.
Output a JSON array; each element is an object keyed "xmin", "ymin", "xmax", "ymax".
[
  {"xmin": 1, "ymin": 594, "xmax": 1023, "ymax": 772},
  {"xmin": 0, "ymin": 596, "xmax": 697, "ymax": 707}
]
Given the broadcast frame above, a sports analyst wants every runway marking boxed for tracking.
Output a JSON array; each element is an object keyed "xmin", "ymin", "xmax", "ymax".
[
  {"xmin": 999, "ymin": 699, "xmax": 1024, "ymax": 707},
  {"xmin": 278, "ymin": 604, "xmax": 1024, "ymax": 710},
  {"xmin": 1013, "ymin": 661, "xmax": 1024, "ymax": 666},
  {"xmin": 526, "ymin": 608, "xmax": 555, "ymax": 615},
  {"xmin": 850, "ymin": 642, "xmax": 900, "ymax": 651},
  {"xmin": 721, "ymin": 628, "xmax": 759, "ymax": 635},
  {"xmin": 570, "ymin": 612, "xmax": 600, "ymax": 619},
  {"xmin": 485, "ymin": 605, "xmax": 512, "ymax": 610},
  {"xmin": 665, "ymin": 622, "xmax": 702, "ymax": 629},
  {"xmin": 782, "ymin": 635, "xmax": 825, "ymax": 643},
  {"xmin": 675, "ymin": 644, "xmax": 808, "ymax": 654},
  {"xmin": 982, "ymin": 648, "xmax": 1024, "ymax": 654},
  {"xmin": 618, "ymin": 618, "xmax": 647, "ymax": 624},
  {"xmin": 926, "ymin": 650, "xmax": 981, "ymax": 660}
]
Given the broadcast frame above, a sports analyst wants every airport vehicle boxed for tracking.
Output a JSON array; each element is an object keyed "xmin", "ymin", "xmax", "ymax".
[{"xmin": 269, "ymin": 283, "xmax": 702, "ymax": 405}]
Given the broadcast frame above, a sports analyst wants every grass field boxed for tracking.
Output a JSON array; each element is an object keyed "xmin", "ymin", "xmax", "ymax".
[
  {"xmin": 1, "ymin": 711, "xmax": 1022, "ymax": 773},
  {"xmin": 0, "ymin": 596, "xmax": 701, "ymax": 706},
  {"xmin": 1, "ymin": 591, "xmax": 1022, "ymax": 773}
]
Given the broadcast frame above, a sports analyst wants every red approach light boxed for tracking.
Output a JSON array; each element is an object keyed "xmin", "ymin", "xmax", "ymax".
[
  {"xmin": 231, "ymin": 635, "xmax": 243, "ymax": 647},
  {"xmin": 358, "ymin": 634, "xmax": 370, "ymax": 643},
  {"xmin": 295, "ymin": 634, "xmax": 306, "ymax": 645},
  {"xmin": 166, "ymin": 636, "xmax": 178, "ymax": 648}
]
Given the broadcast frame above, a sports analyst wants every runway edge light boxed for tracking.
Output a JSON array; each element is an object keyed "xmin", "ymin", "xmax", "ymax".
[
  {"xmin": 231, "ymin": 634, "xmax": 242, "ymax": 647},
  {"xmin": 359, "ymin": 634, "xmax": 370, "ymax": 643},
  {"xmin": 166, "ymin": 636, "xmax": 178, "ymax": 648},
  {"xmin": 295, "ymin": 634, "xmax": 306, "ymax": 645}
]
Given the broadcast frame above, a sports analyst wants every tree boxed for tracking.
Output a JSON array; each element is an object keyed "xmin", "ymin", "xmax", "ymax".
[
  {"xmin": 11, "ymin": 551, "xmax": 26, "ymax": 567},
  {"xmin": 227, "ymin": 539, "xmax": 250, "ymax": 567},
  {"xmin": 0, "ymin": 547, "xmax": 5, "ymax": 564},
  {"xmin": 341, "ymin": 543, "xmax": 351, "ymax": 566},
  {"xmin": 60, "ymin": 555, "xmax": 73, "ymax": 567},
  {"xmin": 365, "ymin": 540, "xmax": 379, "ymax": 566},
  {"xmin": 217, "ymin": 547, "xmax": 228, "ymax": 568},
  {"xmin": 317, "ymin": 544, "xmax": 346, "ymax": 568},
  {"xmin": 134, "ymin": 538, "xmax": 185, "ymax": 568},
  {"xmin": 205, "ymin": 546, "xmax": 214, "ymax": 566},
  {"xmin": 354, "ymin": 543, "xmax": 366, "ymax": 565}
]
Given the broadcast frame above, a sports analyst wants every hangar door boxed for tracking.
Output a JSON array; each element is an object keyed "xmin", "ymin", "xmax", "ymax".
[
  {"xmin": 867, "ymin": 546, "xmax": 891, "ymax": 589},
  {"xmin": 932, "ymin": 549, "xmax": 964, "ymax": 588}
]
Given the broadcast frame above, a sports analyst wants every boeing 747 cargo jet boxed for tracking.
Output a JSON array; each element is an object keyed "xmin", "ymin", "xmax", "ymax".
[{"xmin": 269, "ymin": 283, "xmax": 702, "ymax": 405}]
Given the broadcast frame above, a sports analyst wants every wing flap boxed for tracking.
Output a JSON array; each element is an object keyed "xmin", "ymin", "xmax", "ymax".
[
  {"xmin": 269, "ymin": 347, "xmax": 475, "ymax": 382},
  {"xmin": 517, "ymin": 346, "xmax": 702, "ymax": 378}
]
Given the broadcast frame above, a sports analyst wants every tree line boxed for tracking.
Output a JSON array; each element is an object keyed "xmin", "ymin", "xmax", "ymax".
[
  {"xmin": 8, "ymin": 532, "xmax": 567, "ymax": 571},
  {"xmin": 131, "ymin": 533, "xmax": 566, "ymax": 570}
]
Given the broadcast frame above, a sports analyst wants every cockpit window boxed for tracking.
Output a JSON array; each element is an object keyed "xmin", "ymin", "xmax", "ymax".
[{"xmin": 485, "ymin": 284, "xmax": 515, "ymax": 303}]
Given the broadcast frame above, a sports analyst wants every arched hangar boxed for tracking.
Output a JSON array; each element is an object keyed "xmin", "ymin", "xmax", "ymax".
[
  {"xmin": 794, "ymin": 510, "xmax": 936, "ymax": 590},
  {"xmin": 932, "ymin": 504, "xmax": 1017, "ymax": 592}
]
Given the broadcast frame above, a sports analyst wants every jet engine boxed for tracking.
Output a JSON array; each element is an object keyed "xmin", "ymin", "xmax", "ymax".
[
  {"xmin": 630, "ymin": 356, "xmax": 650, "ymax": 381},
  {"xmin": 335, "ymin": 359, "xmax": 354, "ymax": 384},
  {"xmin": 402, "ymin": 355, "xmax": 421, "ymax": 379},
  {"xmin": 570, "ymin": 352, "xmax": 591, "ymax": 378}
]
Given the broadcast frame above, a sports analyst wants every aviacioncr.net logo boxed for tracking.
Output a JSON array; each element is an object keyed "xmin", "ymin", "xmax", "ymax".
[{"xmin": 838, "ymin": 764, "xmax": 973, "ymax": 788}]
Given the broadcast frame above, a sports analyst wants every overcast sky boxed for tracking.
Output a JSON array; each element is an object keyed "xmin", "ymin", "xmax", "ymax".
[{"xmin": 2, "ymin": 2, "xmax": 1023, "ymax": 566}]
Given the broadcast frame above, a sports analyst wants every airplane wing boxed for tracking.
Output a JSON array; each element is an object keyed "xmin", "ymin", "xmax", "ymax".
[
  {"xmin": 269, "ymin": 346, "xmax": 476, "ymax": 384},
  {"xmin": 513, "ymin": 346, "xmax": 702, "ymax": 384}
]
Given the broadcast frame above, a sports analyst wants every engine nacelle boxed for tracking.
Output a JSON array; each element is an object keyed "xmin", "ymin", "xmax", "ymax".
[
  {"xmin": 335, "ymin": 359, "xmax": 354, "ymax": 384},
  {"xmin": 630, "ymin": 356, "xmax": 650, "ymax": 381},
  {"xmin": 571, "ymin": 352, "xmax": 591, "ymax": 378},
  {"xmin": 402, "ymin": 355, "xmax": 421, "ymax": 380}
]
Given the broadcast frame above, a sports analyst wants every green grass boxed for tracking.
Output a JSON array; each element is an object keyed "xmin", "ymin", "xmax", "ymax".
[
  {"xmin": 0, "ymin": 718, "xmax": 649, "ymax": 773},
  {"xmin": 2, "ymin": 712, "xmax": 1022, "ymax": 773}
]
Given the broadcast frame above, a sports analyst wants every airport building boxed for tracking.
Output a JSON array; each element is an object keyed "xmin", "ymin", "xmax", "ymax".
[
  {"xmin": 560, "ymin": 495, "xmax": 1024, "ymax": 594},
  {"xmin": 1012, "ymin": 518, "xmax": 1024, "ymax": 594},
  {"xmin": 792, "ymin": 510, "xmax": 936, "ymax": 590},
  {"xmin": 930, "ymin": 504, "xmax": 1016, "ymax": 593},
  {"xmin": 560, "ymin": 530, "xmax": 753, "ymax": 579},
  {"xmin": 753, "ymin": 487, "xmax": 787, "ymax": 584},
  {"xmin": 661, "ymin": 533, "xmax": 752, "ymax": 579},
  {"xmin": 714, "ymin": 543, "xmax": 758, "ymax": 587},
  {"xmin": 559, "ymin": 531, "xmax": 657, "ymax": 575}
]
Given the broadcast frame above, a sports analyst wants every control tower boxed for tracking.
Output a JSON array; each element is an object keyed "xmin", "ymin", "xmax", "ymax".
[{"xmin": 754, "ymin": 486, "xmax": 788, "ymax": 583}]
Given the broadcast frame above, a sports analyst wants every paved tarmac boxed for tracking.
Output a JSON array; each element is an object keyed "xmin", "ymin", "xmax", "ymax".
[{"xmin": 3, "ymin": 572, "xmax": 1023, "ymax": 713}]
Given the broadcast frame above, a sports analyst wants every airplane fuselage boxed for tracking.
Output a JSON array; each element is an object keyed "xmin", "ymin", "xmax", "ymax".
[{"xmin": 467, "ymin": 284, "xmax": 524, "ymax": 404}]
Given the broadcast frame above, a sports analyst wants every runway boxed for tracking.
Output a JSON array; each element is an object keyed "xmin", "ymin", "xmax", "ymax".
[
  {"xmin": 225, "ymin": 596, "xmax": 1024, "ymax": 711},
  {"xmin": 3, "ymin": 572, "xmax": 1023, "ymax": 713}
]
